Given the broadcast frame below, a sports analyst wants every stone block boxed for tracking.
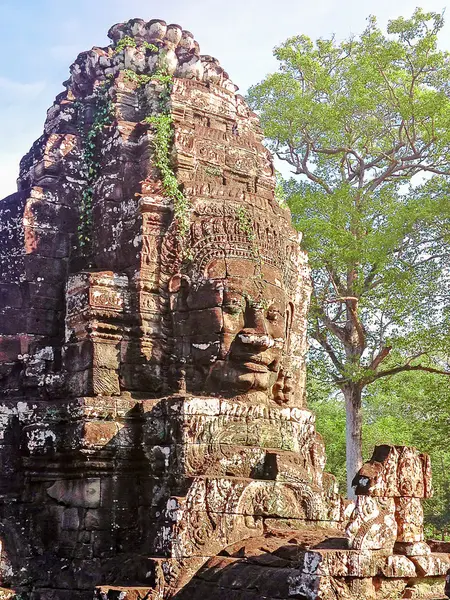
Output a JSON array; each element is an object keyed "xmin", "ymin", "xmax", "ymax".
[
  {"xmin": 24, "ymin": 198, "xmax": 77, "ymax": 232},
  {"xmin": 395, "ymin": 497, "xmax": 424, "ymax": 543},
  {"xmin": 92, "ymin": 529, "xmax": 116, "ymax": 558},
  {"xmin": 22, "ymin": 423, "xmax": 58, "ymax": 455},
  {"xmin": 46, "ymin": 478, "xmax": 101, "ymax": 508},
  {"xmin": 64, "ymin": 339, "xmax": 120, "ymax": 373},
  {"xmin": 0, "ymin": 336, "xmax": 21, "ymax": 362},
  {"xmin": 84, "ymin": 508, "xmax": 112, "ymax": 531},
  {"xmin": 26, "ymin": 308, "xmax": 61, "ymax": 336},
  {"xmin": 353, "ymin": 445, "xmax": 432, "ymax": 498},
  {"xmin": 100, "ymin": 476, "xmax": 141, "ymax": 509},
  {"xmin": 66, "ymin": 367, "xmax": 120, "ymax": 396},
  {"xmin": 62, "ymin": 507, "xmax": 81, "ymax": 530},
  {"xmin": 380, "ymin": 554, "xmax": 416, "ymax": 578},
  {"xmin": 24, "ymin": 226, "xmax": 71, "ymax": 258},
  {"xmin": 119, "ymin": 363, "xmax": 163, "ymax": 393},
  {"xmin": 346, "ymin": 496, "xmax": 397, "ymax": 551},
  {"xmin": 0, "ymin": 284, "xmax": 23, "ymax": 308},
  {"xmin": 82, "ymin": 421, "xmax": 123, "ymax": 447},
  {"xmin": 394, "ymin": 541, "xmax": 431, "ymax": 557},
  {"xmin": 25, "ymin": 256, "xmax": 67, "ymax": 286},
  {"xmin": 0, "ymin": 255, "xmax": 25, "ymax": 284},
  {"xmin": 0, "ymin": 309, "xmax": 26, "ymax": 334},
  {"xmin": 410, "ymin": 553, "xmax": 450, "ymax": 576}
]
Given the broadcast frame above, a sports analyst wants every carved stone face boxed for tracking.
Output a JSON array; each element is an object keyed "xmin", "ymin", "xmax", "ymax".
[{"xmin": 170, "ymin": 257, "xmax": 294, "ymax": 403}]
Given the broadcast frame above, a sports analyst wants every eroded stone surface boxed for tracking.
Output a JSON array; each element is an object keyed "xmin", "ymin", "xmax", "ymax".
[{"xmin": 0, "ymin": 16, "xmax": 448, "ymax": 600}]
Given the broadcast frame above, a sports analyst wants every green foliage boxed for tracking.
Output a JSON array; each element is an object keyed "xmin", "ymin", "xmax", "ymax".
[
  {"xmin": 114, "ymin": 35, "xmax": 137, "ymax": 54},
  {"xmin": 310, "ymin": 369, "xmax": 450, "ymax": 537},
  {"xmin": 152, "ymin": 71, "xmax": 174, "ymax": 86},
  {"xmin": 308, "ymin": 379, "xmax": 347, "ymax": 489},
  {"xmin": 123, "ymin": 69, "xmax": 153, "ymax": 86},
  {"xmin": 76, "ymin": 84, "xmax": 114, "ymax": 256},
  {"xmin": 122, "ymin": 62, "xmax": 173, "ymax": 89},
  {"xmin": 248, "ymin": 7, "xmax": 450, "ymax": 493},
  {"xmin": 114, "ymin": 37, "xmax": 158, "ymax": 55},
  {"xmin": 236, "ymin": 206, "xmax": 256, "ymax": 243}
]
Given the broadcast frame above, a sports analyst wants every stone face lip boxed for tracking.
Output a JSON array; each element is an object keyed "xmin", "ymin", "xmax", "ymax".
[{"xmin": 0, "ymin": 15, "xmax": 448, "ymax": 600}]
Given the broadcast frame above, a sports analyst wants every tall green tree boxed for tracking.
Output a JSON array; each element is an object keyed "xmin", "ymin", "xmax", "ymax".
[
  {"xmin": 311, "ymin": 370, "xmax": 450, "ymax": 536},
  {"xmin": 248, "ymin": 8, "xmax": 450, "ymax": 496}
]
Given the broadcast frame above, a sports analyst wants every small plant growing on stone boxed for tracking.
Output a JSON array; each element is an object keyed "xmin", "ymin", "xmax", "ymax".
[
  {"xmin": 76, "ymin": 83, "xmax": 114, "ymax": 258},
  {"xmin": 143, "ymin": 41, "xmax": 158, "ymax": 53},
  {"xmin": 114, "ymin": 35, "xmax": 137, "ymax": 53},
  {"xmin": 236, "ymin": 206, "xmax": 256, "ymax": 243},
  {"xmin": 115, "ymin": 37, "xmax": 158, "ymax": 55},
  {"xmin": 123, "ymin": 69, "xmax": 152, "ymax": 86}
]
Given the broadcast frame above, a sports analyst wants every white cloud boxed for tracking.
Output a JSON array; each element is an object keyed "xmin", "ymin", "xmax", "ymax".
[
  {"xmin": 0, "ymin": 77, "xmax": 46, "ymax": 99},
  {"xmin": 0, "ymin": 152, "xmax": 20, "ymax": 200}
]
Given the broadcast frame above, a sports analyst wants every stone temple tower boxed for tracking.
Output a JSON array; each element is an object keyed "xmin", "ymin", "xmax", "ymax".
[{"xmin": 0, "ymin": 17, "xmax": 448, "ymax": 600}]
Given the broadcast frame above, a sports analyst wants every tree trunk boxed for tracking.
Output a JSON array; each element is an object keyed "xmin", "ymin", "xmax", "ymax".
[{"xmin": 343, "ymin": 384, "xmax": 363, "ymax": 499}]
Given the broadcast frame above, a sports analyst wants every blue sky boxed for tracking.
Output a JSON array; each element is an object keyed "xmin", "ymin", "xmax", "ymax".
[{"xmin": 0, "ymin": 0, "xmax": 449, "ymax": 198}]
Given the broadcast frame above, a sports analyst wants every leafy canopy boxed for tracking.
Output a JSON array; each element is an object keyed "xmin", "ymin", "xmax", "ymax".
[
  {"xmin": 248, "ymin": 8, "xmax": 450, "ymax": 387},
  {"xmin": 311, "ymin": 369, "xmax": 450, "ymax": 537}
]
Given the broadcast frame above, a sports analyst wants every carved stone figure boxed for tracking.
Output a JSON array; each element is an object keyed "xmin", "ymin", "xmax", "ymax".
[
  {"xmin": 0, "ymin": 17, "xmax": 448, "ymax": 600},
  {"xmin": 167, "ymin": 216, "xmax": 304, "ymax": 404}
]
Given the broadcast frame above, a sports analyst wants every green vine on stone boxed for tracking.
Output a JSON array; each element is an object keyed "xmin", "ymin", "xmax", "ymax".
[
  {"xmin": 142, "ymin": 69, "xmax": 192, "ymax": 259},
  {"xmin": 144, "ymin": 113, "xmax": 191, "ymax": 241},
  {"xmin": 114, "ymin": 36, "xmax": 158, "ymax": 55},
  {"xmin": 123, "ymin": 69, "xmax": 152, "ymax": 86},
  {"xmin": 76, "ymin": 83, "xmax": 114, "ymax": 257},
  {"xmin": 236, "ymin": 206, "xmax": 256, "ymax": 245},
  {"xmin": 116, "ymin": 42, "xmax": 192, "ymax": 260}
]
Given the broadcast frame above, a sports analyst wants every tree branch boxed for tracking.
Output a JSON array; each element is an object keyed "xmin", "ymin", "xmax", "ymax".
[
  {"xmin": 326, "ymin": 296, "xmax": 359, "ymax": 303},
  {"xmin": 292, "ymin": 140, "xmax": 334, "ymax": 194},
  {"xmin": 367, "ymin": 345, "xmax": 392, "ymax": 371},
  {"xmin": 312, "ymin": 331, "xmax": 344, "ymax": 375},
  {"xmin": 364, "ymin": 362, "xmax": 450, "ymax": 384}
]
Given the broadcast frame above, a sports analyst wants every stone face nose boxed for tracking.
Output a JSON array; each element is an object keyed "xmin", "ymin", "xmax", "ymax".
[
  {"xmin": 243, "ymin": 307, "xmax": 268, "ymax": 334},
  {"xmin": 237, "ymin": 307, "xmax": 273, "ymax": 349}
]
